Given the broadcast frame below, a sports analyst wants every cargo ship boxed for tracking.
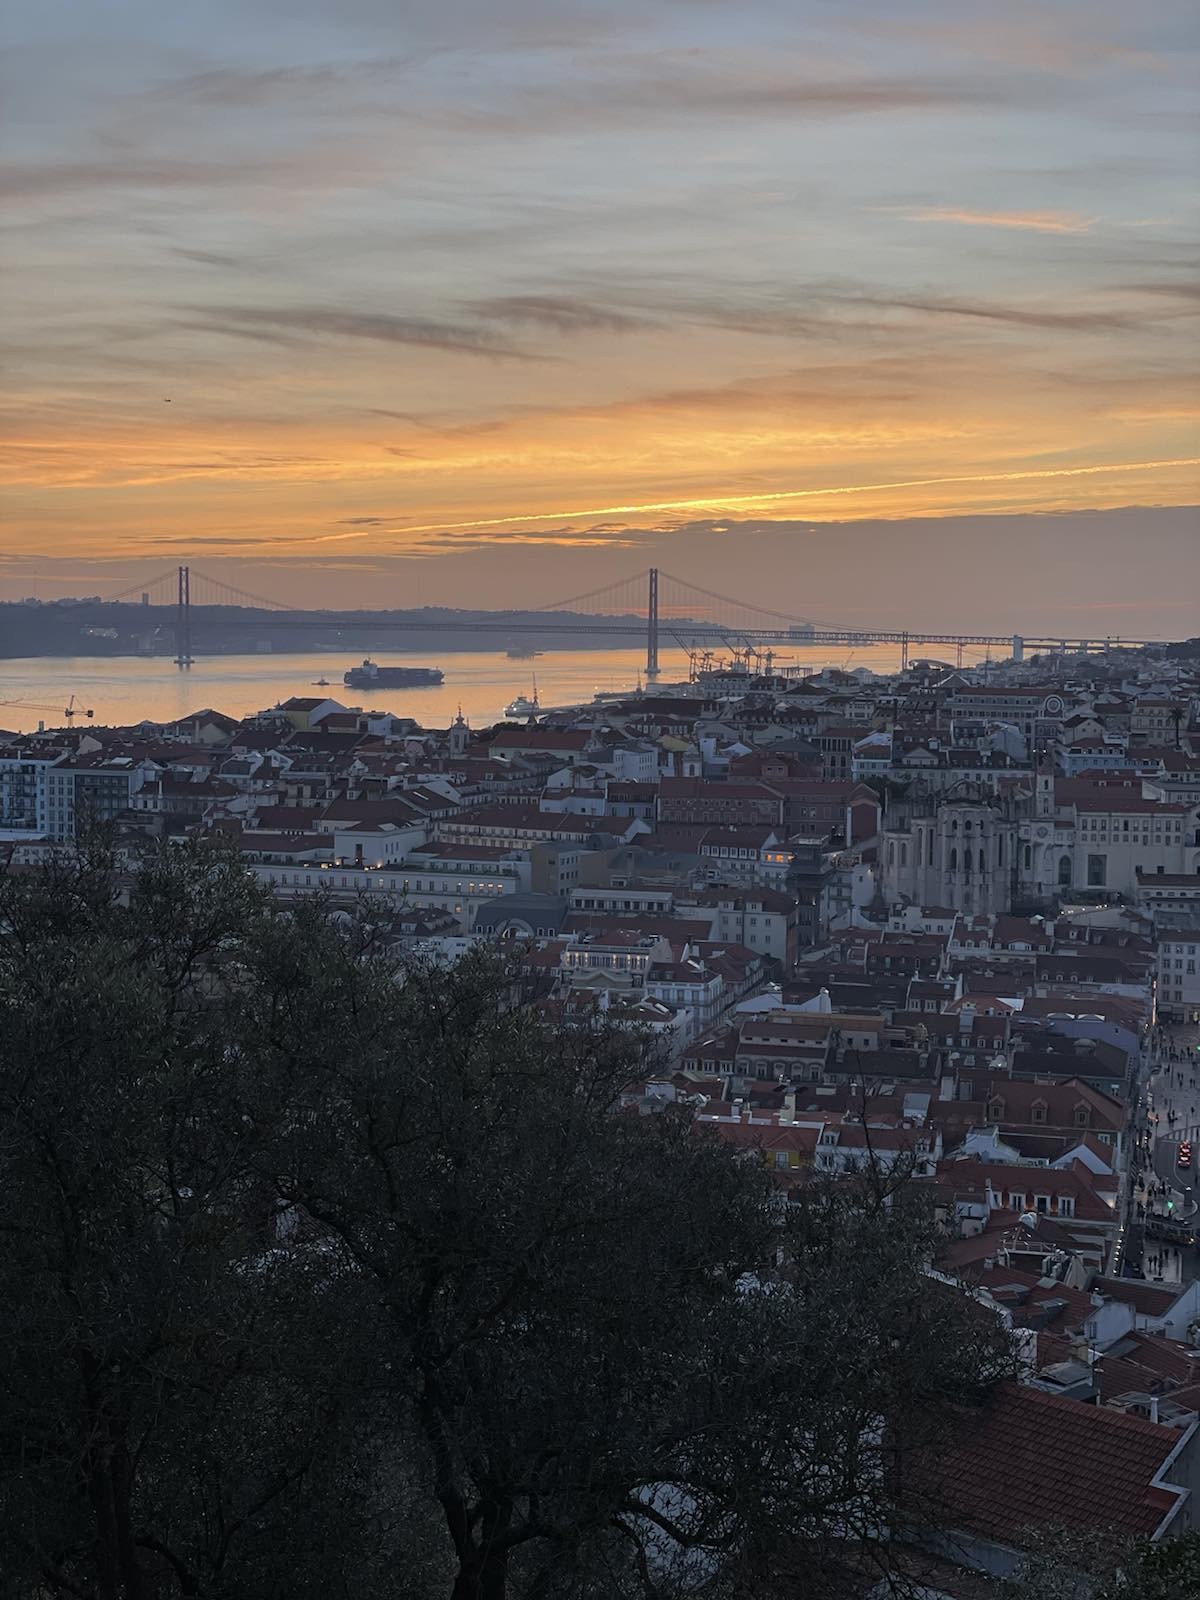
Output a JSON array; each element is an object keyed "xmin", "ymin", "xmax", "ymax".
[{"xmin": 343, "ymin": 658, "xmax": 444, "ymax": 689}]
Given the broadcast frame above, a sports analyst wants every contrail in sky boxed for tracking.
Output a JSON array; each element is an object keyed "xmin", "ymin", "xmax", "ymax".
[{"xmin": 401, "ymin": 457, "xmax": 1200, "ymax": 534}]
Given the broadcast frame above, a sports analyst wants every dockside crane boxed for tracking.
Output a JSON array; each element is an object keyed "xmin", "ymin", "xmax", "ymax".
[{"xmin": 0, "ymin": 694, "xmax": 94, "ymax": 720}]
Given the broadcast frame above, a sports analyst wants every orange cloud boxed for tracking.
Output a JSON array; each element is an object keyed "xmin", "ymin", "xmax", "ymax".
[{"xmin": 902, "ymin": 207, "xmax": 1096, "ymax": 234}]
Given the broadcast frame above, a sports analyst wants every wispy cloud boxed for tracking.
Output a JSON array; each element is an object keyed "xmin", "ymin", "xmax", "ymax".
[
  {"xmin": 466, "ymin": 294, "xmax": 646, "ymax": 333},
  {"xmin": 0, "ymin": 155, "xmax": 329, "ymax": 200},
  {"xmin": 171, "ymin": 247, "xmax": 244, "ymax": 268},
  {"xmin": 830, "ymin": 290, "xmax": 1149, "ymax": 333},
  {"xmin": 174, "ymin": 304, "xmax": 543, "ymax": 360},
  {"xmin": 901, "ymin": 206, "xmax": 1096, "ymax": 234}
]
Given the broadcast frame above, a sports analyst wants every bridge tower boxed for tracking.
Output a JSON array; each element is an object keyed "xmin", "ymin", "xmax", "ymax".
[
  {"xmin": 175, "ymin": 564, "xmax": 193, "ymax": 668},
  {"xmin": 646, "ymin": 567, "xmax": 660, "ymax": 679}
]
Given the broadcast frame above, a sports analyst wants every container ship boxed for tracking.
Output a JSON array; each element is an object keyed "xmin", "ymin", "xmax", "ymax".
[{"xmin": 343, "ymin": 658, "xmax": 444, "ymax": 689}]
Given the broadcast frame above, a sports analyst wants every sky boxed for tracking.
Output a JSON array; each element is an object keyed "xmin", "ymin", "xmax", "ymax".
[{"xmin": 2, "ymin": 0, "xmax": 1199, "ymax": 632}]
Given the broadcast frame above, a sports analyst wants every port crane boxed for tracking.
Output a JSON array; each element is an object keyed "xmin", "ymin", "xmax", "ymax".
[{"xmin": 0, "ymin": 694, "xmax": 95, "ymax": 720}]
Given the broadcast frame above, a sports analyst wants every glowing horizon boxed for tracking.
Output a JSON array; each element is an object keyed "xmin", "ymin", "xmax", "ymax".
[{"xmin": 397, "ymin": 458, "xmax": 1200, "ymax": 536}]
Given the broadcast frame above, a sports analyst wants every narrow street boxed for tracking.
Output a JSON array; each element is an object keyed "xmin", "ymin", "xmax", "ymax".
[{"xmin": 1133, "ymin": 1020, "xmax": 1200, "ymax": 1285}]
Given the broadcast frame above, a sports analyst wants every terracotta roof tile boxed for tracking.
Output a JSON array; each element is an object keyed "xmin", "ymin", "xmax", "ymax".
[
  {"xmin": 925, "ymin": 1383, "xmax": 1187, "ymax": 1541},
  {"xmin": 1091, "ymin": 1276, "xmax": 1182, "ymax": 1318}
]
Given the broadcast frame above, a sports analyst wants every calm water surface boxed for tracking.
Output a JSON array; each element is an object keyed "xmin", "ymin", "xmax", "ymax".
[{"xmin": 0, "ymin": 643, "xmax": 907, "ymax": 734}]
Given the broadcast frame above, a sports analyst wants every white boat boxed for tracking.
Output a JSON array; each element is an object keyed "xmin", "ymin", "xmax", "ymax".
[{"xmin": 504, "ymin": 675, "xmax": 541, "ymax": 719}]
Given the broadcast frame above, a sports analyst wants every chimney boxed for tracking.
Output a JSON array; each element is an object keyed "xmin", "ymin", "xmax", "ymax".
[{"xmin": 1067, "ymin": 1334, "xmax": 1094, "ymax": 1368}]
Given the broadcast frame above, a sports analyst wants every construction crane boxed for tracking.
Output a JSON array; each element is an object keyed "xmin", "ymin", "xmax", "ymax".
[{"xmin": 0, "ymin": 694, "xmax": 94, "ymax": 720}]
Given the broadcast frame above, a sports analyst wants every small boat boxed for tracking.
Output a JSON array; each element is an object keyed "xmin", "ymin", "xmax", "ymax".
[
  {"xmin": 506, "ymin": 647, "xmax": 543, "ymax": 660},
  {"xmin": 312, "ymin": 678, "xmax": 331, "ymax": 686}
]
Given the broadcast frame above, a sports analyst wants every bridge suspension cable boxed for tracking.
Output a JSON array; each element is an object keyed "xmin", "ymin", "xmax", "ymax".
[
  {"xmin": 657, "ymin": 569, "xmax": 858, "ymax": 634},
  {"xmin": 535, "ymin": 569, "xmax": 651, "ymax": 615},
  {"xmin": 101, "ymin": 571, "xmax": 180, "ymax": 604},
  {"xmin": 187, "ymin": 571, "xmax": 290, "ymax": 611}
]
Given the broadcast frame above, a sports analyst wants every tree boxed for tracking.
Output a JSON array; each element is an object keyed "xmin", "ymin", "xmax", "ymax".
[
  {"xmin": 2, "ymin": 839, "xmax": 1016, "ymax": 1600},
  {"xmin": 0, "ymin": 837, "xmax": 416, "ymax": 1600},
  {"xmin": 239, "ymin": 911, "xmax": 1016, "ymax": 1599},
  {"xmin": 1001, "ymin": 1529, "xmax": 1200, "ymax": 1600}
]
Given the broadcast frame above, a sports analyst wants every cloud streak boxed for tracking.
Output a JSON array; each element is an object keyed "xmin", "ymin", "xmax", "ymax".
[
  {"xmin": 902, "ymin": 207, "xmax": 1096, "ymax": 233},
  {"xmin": 465, "ymin": 294, "xmax": 646, "ymax": 332},
  {"xmin": 175, "ymin": 305, "xmax": 543, "ymax": 360},
  {"xmin": 397, "ymin": 458, "xmax": 1200, "ymax": 536},
  {"xmin": 829, "ymin": 290, "xmax": 1158, "ymax": 333}
]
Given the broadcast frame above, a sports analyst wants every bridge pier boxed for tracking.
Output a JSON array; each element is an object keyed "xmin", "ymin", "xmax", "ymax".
[
  {"xmin": 174, "ymin": 564, "xmax": 193, "ymax": 667},
  {"xmin": 645, "ymin": 567, "xmax": 660, "ymax": 678}
]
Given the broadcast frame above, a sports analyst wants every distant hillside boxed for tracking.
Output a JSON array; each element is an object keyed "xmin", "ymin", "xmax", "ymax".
[{"xmin": 0, "ymin": 600, "xmax": 653, "ymax": 658}]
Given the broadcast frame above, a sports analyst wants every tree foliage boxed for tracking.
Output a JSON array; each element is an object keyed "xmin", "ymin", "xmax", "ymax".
[
  {"xmin": 1002, "ymin": 1528, "xmax": 1200, "ymax": 1600},
  {"xmin": 1, "ymin": 838, "xmax": 1021, "ymax": 1600}
]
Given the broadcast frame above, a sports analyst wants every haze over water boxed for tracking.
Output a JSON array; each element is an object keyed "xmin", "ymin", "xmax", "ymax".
[{"xmin": 0, "ymin": 642, "xmax": 929, "ymax": 735}]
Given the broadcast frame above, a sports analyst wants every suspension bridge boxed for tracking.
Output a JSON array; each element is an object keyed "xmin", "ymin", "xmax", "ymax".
[{"xmin": 101, "ymin": 565, "xmax": 1167, "ymax": 677}]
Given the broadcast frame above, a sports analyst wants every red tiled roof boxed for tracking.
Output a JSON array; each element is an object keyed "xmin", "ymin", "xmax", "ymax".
[
  {"xmin": 925, "ymin": 1382, "xmax": 1187, "ymax": 1540},
  {"xmin": 974, "ymin": 1265, "xmax": 1096, "ymax": 1332},
  {"xmin": 696, "ymin": 1115, "xmax": 820, "ymax": 1159},
  {"xmin": 1116, "ymin": 1333, "xmax": 1200, "ymax": 1384},
  {"xmin": 1091, "ymin": 1277, "xmax": 1182, "ymax": 1318}
]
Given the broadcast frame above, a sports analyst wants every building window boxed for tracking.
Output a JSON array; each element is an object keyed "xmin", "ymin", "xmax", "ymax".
[
  {"xmin": 1058, "ymin": 855, "xmax": 1072, "ymax": 887},
  {"xmin": 1031, "ymin": 1101, "xmax": 1047, "ymax": 1124},
  {"xmin": 1087, "ymin": 854, "xmax": 1107, "ymax": 887}
]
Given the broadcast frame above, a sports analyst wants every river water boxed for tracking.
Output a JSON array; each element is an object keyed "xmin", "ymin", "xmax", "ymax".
[{"xmin": 0, "ymin": 642, "xmax": 907, "ymax": 734}]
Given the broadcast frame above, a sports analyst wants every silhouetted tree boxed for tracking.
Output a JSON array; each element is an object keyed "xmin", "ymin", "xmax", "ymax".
[
  {"xmin": 0, "ymin": 838, "xmax": 418, "ymax": 1600},
  {"xmin": 2, "ymin": 839, "xmax": 1016, "ymax": 1600}
]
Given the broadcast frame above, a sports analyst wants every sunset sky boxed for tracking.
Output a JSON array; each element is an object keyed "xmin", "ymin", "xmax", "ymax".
[{"xmin": 3, "ymin": 0, "xmax": 1198, "ymax": 630}]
